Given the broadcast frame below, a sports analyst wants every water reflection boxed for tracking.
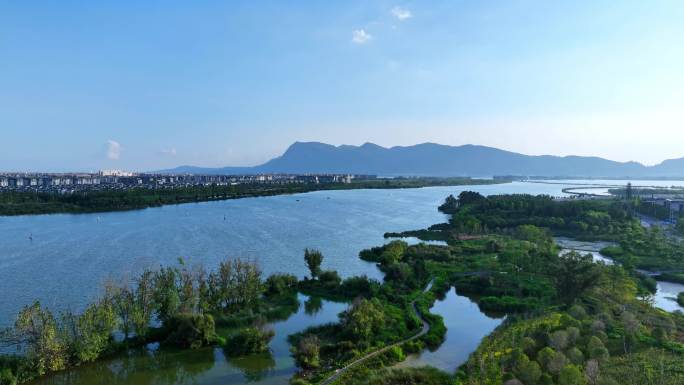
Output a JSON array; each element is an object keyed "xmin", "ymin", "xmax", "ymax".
[
  {"xmin": 29, "ymin": 294, "xmax": 347, "ymax": 385},
  {"xmin": 304, "ymin": 296, "xmax": 323, "ymax": 316},
  {"xmin": 226, "ymin": 353, "xmax": 276, "ymax": 382},
  {"xmin": 557, "ymin": 238, "xmax": 684, "ymax": 313},
  {"xmin": 399, "ymin": 288, "xmax": 503, "ymax": 373},
  {"xmin": 652, "ymin": 281, "xmax": 684, "ymax": 313}
]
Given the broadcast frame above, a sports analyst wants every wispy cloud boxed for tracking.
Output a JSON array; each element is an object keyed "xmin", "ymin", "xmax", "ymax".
[
  {"xmin": 107, "ymin": 140, "xmax": 121, "ymax": 160},
  {"xmin": 160, "ymin": 147, "xmax": 177, "ymax": 157},
  {"xmin": 391, "ymin": 6, "xmax": 412, "ymax": 20},
  {"xmin": 352, "ymin": 29, "xmax": 372, "ymax": 44}
]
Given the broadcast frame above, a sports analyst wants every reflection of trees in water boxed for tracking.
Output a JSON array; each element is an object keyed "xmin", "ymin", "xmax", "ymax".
[
  {"xmin": 304, "ymin": 296, "xmax": 323, "ymax": 316},
  {"xmin": 267, "ymin": 294, "xmax": 301, "ymax": 323},
  {"xmin": 33, "ymin": 346, "xmax": 216, "ymax": 385},
  {"xmin": 227, "ymin": 351, "xmax": 276, "ymax": 382},
  {"xmin": 145, "ymin": 347, "xmax": 215, "ymax": 385}
]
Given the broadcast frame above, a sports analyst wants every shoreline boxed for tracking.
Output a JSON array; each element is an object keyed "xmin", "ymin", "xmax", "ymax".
[{"xmin": 0, "ymin": 178, "xmax": 507, "ymax": 217}]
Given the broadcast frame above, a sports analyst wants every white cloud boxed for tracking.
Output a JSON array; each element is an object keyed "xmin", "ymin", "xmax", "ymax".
[
  {"xmin": 391, "ymin": 6, "xmax": 412, "ymax": 20},
  {"xmin": 106, "ymin": 140, "xmax": 121, "ymax": 160},
  {"xmin": 352, "ymin": 29, "xmax": 372, "ymax": 44},
  {"xmin": 160, "ymin": 147, "xmax": 177, "ymax": 157}
]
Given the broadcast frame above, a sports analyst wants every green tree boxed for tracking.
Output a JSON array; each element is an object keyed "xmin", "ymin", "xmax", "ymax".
[
  {"xmin": 513, "ymin": 354, "xmax": 542, "ymax": 385},
  {"xmin": 558, "ymin": 365, "xmax": 586, "ymax": 385},
  {"xmin": 224, "ymin": 324, "xmax": 274, "ymax": 356},
  {"xmin": 166, "ymin": 313, "xmax": 217, "ymax": 349},
  {"xmin": 293, "ymin": 335, "xmax": 320, "ymax": 370},
  {"xmin": 265, "ymin": 273, "xmax": 298, "ymax": 296},
  {"xmin": 11, "ymin": 302, "xmax": 67, "ymax": 375},
  {"xmin": 208, "ymin": 259, "xmax": 263, "ymax": 312},
  {"xmin": 106, "ymin": 282, "xmax": 134, "ymax": 340},
  {"xmin": 71, "ymin": 301, "xmax": 116, "ymax": 363},
  {"xmin": 379, "ymin": 241, "xmax": 407, "ymax": 264},
  {"xmin": 536, "ymin": 347, "xmax": 556, "ymax": 370},
  {"xmin": 304, "ymin": 249, "xmax": 324, "ymax": 279},
  {"xmin": 549, "ymin": 330, "xmax": 569, "ymax": 351},
  {"xmin": 566, "ymin": 347, "xmax": 584, "ymax": 365},
  {"xmin": 386, "ymin": 345, "xmax": 405, "ymax": 362},
  {"xmin": 521, "ymin": 336, "xmax": 538, "ymax": 357},
  {"xmin": 457, "ymin": 191, "xmax": 485, "ymax": 205},
  {"xmin": 152, "ymin": 266, "xmax": 181, "ymax": 323},
  {"xmin": 342, "ymin": 298, "xmax": 385, "ymax": 343},
  {"xmin": 132, "ymin": 269, "xmax": 155, "ymax": 338},
  {"xmin": 554, "ymin": 251, "xmax": 601, "ymax": 304}
]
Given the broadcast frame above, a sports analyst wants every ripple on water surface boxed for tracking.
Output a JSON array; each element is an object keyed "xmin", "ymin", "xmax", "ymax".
[{"xmin": 0, "ymin": 182, "xmax": 578, "ymax": 327}]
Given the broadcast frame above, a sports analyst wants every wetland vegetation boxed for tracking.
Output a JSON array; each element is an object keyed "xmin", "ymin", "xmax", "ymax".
[{"xmin": 3, "ymin": 190, "xmax": 684, "ymax": 385}]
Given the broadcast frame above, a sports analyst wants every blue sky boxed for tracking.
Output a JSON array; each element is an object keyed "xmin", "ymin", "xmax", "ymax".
[{"xmin": 1, "ymin": 0, "xmax": 683, "ymax": 171}]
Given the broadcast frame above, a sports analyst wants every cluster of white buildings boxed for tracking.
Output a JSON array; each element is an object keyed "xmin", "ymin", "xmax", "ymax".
[{"xmin": 0, "ymin": 171, "xmax": 359, "ymax": 192}]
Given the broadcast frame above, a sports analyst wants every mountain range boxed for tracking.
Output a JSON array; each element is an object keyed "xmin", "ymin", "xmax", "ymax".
[{"xmin": 159, "ymin": 142, "xmax": 684, "ymax": 178}]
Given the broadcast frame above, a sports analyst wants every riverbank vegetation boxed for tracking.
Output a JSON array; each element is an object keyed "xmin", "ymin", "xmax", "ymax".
[
  {"xmin": 0, "ymin": 257, "xmax": 296, "ymax": 384},
  {"xmin": 0, "ymin": 177, "xmax": 504, "ymax": 216},
  {"xmin": 3, "ymin": 191, "xmax": 684, "ymax": 385},
  {"xmin": 394, "ymin": 191, "xmax": 684, "ymax": 385}
]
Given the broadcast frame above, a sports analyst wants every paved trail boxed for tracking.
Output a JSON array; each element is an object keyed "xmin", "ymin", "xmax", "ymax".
[{"xmin": 320, "ymin": 281, "xmax": 433, "ymax": 385}]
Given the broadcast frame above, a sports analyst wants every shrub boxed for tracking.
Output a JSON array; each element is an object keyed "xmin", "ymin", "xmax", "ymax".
[
  {"xmin": 340, "ymin": 276, "xmax": 380, "ymax": 297},
  {"xmin": 165, "ymin": 313, "xmax": 217, "ymax": 349},
  {"xmin": 265, "ymin": 274, "xmax": 298, "ymax": 296},
  {"xmin": 365, "ymin": 367, "xmax": 453, "ymax": 385},
  {"xmin": 386, "ymin": 345, "xmax": 405, "ymax": 362},
  {"xmin": 292, "ymin": 335, "xmax": 320, "ymax": 370},
  {"xmin": 0, "ymin": 365, "xmax": 17, "ymax": 385},
  {"xmin": 224, "ymin": 326, "xmax": 275, "ymax": 356},
  {"xmin": 318, "ymin": 270, "xmax": 342, "ymax": 288}
]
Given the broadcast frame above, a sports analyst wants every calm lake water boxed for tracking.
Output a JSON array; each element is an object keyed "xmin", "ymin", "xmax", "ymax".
[
  {"xmin": 542, "ymin": 179, "xmax": 684, "ymax": 196},
  {"xmin": 398, "ymin": 288, "xmax": 503, "ymax": 372},
  {"xmin": 28, "ymin": 294, "xmax": 347, "ymax": 385},
  {"xmin": 0, "ymin": 181, "xmax": 575, "ymax": 327}
]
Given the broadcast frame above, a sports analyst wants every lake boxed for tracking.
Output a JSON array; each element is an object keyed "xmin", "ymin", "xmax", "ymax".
[{"xmin": 0, "ymin": 181, "xmax": 576, "ymax": 327}]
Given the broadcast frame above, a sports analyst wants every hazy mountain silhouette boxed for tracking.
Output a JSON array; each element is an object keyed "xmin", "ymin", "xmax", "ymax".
[{"xmin": 160, "ymin": 142, "xmax": 684, "ymax": 177}]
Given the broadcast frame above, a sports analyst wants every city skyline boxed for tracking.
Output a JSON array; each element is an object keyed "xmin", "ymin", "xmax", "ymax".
[{"xmin": 2, "ymin": 1, "xmax": 684, "ymax": 171}]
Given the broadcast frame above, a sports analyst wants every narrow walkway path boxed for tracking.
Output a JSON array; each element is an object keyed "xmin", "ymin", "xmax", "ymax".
[{"xmin": 320, "ymin": 281, "xmax": 433, "ymax": 385}]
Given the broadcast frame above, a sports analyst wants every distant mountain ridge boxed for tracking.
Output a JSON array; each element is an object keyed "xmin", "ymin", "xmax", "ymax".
[{"xmin": 159, "ymin": 142, "xmax": 684, "ymax": 178}]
